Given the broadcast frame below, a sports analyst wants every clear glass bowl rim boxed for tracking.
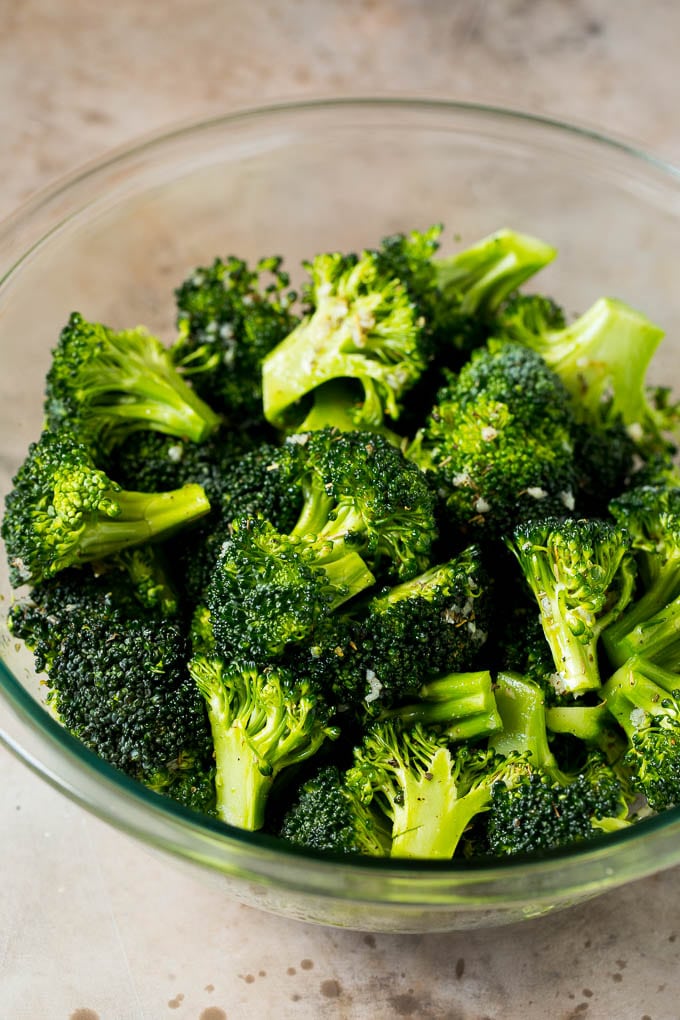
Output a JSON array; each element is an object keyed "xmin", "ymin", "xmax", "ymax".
[{"xmin": 2, "ymin": 96, "xmax": 680, "ymax": 912}]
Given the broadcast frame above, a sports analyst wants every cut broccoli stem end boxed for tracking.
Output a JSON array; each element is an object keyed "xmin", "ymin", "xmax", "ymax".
[
  {"xmin": 387, "ymin": 672, "xmax": 502, "ymax": 742},
  {"xmin": 490, "ymin": 672, "xmax": 557, "ymax": 768}
]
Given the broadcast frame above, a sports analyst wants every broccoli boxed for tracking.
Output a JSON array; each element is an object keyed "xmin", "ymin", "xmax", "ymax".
[
  {"xmin": 383, "ymin": 670, "xmax": 502, "ymax": 743},
  {"xmin": 411, "ymin": 340, "xmax": 578, "ymax": 535},
  {"xmin": 603, "ymin": 656, "xmax": 680, "ymax": 810},
  {"xmin": 495, "ymin": 294, "xmax": 669, "ymax": 453},
  {"xmin": 207, "ymin": 515, "xmax": 375, "ymax": 663},
  {"xmin": 2, "ymin": 427, "xmax": 211, "ymax": 586},
  {"xmin": 506, "ymin": 517, "xmax": 635, "ymax": 696},
  {"xmin": 171, "ymin": 254, "xmax": 298, "ymax": 423},
  {"xmin": 189, "ymin": 639, "xmax": 339, "ymax": 830},
  {"xmin": 16, "ymin": 579, "xmax": 215, "ymax": 799},
  {"xmin": 486, "ymin": 751, "xmax": 631, "ymax": 856},
  {"xmin": 356, "ymin": 546, "xmax": 492, "ymax": 706},
  {"xmin": 205, "ymin": 429, "xmax": 436, "ymax": 663},
  {"xmin": 604, "ymin": 485, "xmax": 680, "ymax": 668},
  {"xmin": 262, "ymin": 246, "xmax": 428, "ymax": 428},
  {"xmin": 482, "ymin": 672, "xmax": 631, "ymax": 856},
  {"xmin": 435, "ymin": 229, "xmax": 556, "ymax": 320},
  {"xmin": 278, "ymin": 764, "xmax": 392, "ymax": 856},
  {"xmin": 44, "ymin": 312, "xmax": 220, "ymax": 451}
]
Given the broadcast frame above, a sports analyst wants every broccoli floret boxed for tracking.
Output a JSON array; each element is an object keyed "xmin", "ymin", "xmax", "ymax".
[
  {"xmin": 189, "ymin": 644, "xmax": 339, "ymax": 831},
  {"xmin": 604, "ymin": 486, "xmax": 680, "ymax": 668},
  {"xmin": 486, "ymin": 751, "xmax": 631, "ymax": 857},
  {"xmin": 43, "ymin": 602, "xmax": 211, "ymax": 782},
  {"xmin": 2, "ymin": 427, "xmax": 211, "ymax": 586},
  {"xmin": 482, "ymin": 671, "xmax": 631, "ymax": 854},
  {"xmin": 207, "ymin": 516, "xmax": 374, "ymax": 663},
  {"xmin": 262, "ymin": 246, "xmax": 429, "ymax": 428},
  {"xmin": 495, "ymin": 294, "xmax": 669, "ymax": 453},
  {"xmin": 205, "ymin": 429, "xmax": 436, "ymax": 663},
  {"xmin": 279, "ymin": 765, "xmax": 391, "ymax": 855},
  {"xmin": 171, "ymin": 254, "xmax": 298, "ymax": 423},
  {"xmin": 412, "ymin": 340, "xmax": 578, "ymax": 535},
  {"xmin": 357, "ymin": 546, "xmax": 492, "ymax": 706},
  {"xmin": 506, "ymin": 517, "xmax": 635, "ymax": 696},
  {"xmin": 44, "ymin": 312, "xmax": 220, "ymax": 451},
  {"xmin": 349, "ymin": 720, "xmax": 524, "ymax": 858},
  {"xmin": 603, "ymin": 656, "xmax": 680, "ymax": 810}
]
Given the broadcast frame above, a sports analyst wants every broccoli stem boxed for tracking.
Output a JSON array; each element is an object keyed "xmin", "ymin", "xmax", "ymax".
[
  {"xmin": 320, "ymin": 550, "xmax": 376, "ymax": 608},
  {"xmin": 603, "ymin": 574, "xmax": 680, "ymax": 668},
  {"xmin": 536, "ymin": 585, "xmax": 602, "ymax": 695},
  {"xmin": 386, "ymin": 671, "xmax": 502, "ymax": 742},
  {"xmin": 546, "ymin": 702, "xmax": 611, "ymax": 744},
  {"xmin": 76, "ymin": 484, "xmax": 211, "ymax": 560},
  {"xmin": 435, "ymin": 229, "xmax": 556, "ymax": 315},
  {"xmin": 212, "ymin": 724, "xmax": 272, "ymax": 830},
  {"xmin": 489, "ymin": 672, "xmax": 557, "ymax": 768},
  {"xmin": 89, "ymin": 353, "xmax": 221, "ymax": 442}
]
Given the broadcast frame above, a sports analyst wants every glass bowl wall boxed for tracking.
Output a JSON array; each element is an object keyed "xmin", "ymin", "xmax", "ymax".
[{"xmin": 2, "ymin": 100, "xmax": 680, "ymax": 932}]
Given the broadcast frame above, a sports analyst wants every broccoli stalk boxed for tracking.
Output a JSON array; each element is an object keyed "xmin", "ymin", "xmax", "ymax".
[
  {"xmin": 506, "ymin": 517, "xmax": 635, "ymax": 695},
  {"xmin": 496, "ymin": 295, "xmax": 667, "ymax": 448},
  {"xmin": 191, "ymin": 654, "xmax": 338, "ymax": 830},
  {"xmin": 2, "ymin": 427, "xmax": 211, "ymax": 586},
  {"xmin": 603, "ymin": 656, "xmax": 680, "ymax": 810},
  {"xmin": 45, "ymin": 312, "xmax": 220, "ymax": 449},
  {"xmin": 435, "ymin": 228, "xmax": 556, "ymax": 315},
  {"xmin": 383, "ymin": 670, "xmax": 502, "ymax": 742}
]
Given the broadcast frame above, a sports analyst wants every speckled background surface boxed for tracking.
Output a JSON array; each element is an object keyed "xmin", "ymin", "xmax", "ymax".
[{"xmin": 2, "ymin": 3, "xmax": 680, "ymax": 1018}]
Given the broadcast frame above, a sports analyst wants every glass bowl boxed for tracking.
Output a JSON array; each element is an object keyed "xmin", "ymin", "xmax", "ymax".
[{"xmin": 2, "ymin": 99, "xmax": 680, "ymax": 934}]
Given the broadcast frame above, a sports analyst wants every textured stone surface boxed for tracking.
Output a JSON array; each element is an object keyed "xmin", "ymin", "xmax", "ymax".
[{"xmin": 2, "ymin": 3, "xmax": 680, "ymax": 1018}]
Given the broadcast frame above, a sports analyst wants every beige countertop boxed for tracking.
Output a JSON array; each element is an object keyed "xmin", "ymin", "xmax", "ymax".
[{"xmin": 2, "ymin": 3, "xmax": 680, "ymax": 1018}]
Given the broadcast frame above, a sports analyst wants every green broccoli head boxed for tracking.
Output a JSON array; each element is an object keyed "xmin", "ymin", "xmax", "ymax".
[
  {"xmin": 417, "ymin": 341, "xmax": 578, "ymax": 535},
  {"xmin": 44, "ymin": 312, "xmax": 220, "ymax": 450},
  {"xmin": 358, "ymin": 546, "xmax": 492, "ymax": 706},
  {"xmin": 43, "ymin": 603, "xmax": 212, "ymax": 782},
  {"xmin": 279, "ymin": 765, "xmax": 391, "ymax": 856},
  {"xmin": 206, "ymin": 516, "xmax": 375, "ymax": 664},
  {"xmin": 348, "ymin": 720, "xmax": 506, "ymax": 859},
  {"xmin": 506, "ymin": 517, "xmax": 634, "ymax": 695},
  {"xmin": 486, "ymin": 750, "xmax": 631, "ymax": 857},
  {"xmin": 2, "ymin": 427, "xmax": 211, "ymax": 586},
  {"xmin": 604, "ymin": 656, "xmax": 680, "ymax": 811},
  {"xmin": 286, "ymin": 428, "xmax": 437, "ymax": 582},
  {"xmin": 171, "ymin": 254, "xmax": 298, "ymax": 423}
]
